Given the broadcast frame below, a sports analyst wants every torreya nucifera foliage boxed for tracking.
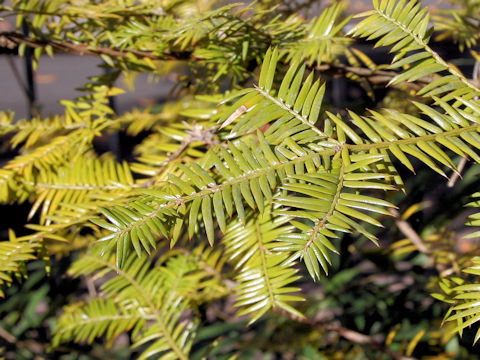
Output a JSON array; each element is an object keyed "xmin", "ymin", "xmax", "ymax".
[{"xmin": 3, "ymin": 0, "xmax": 480, "ymax": 358}]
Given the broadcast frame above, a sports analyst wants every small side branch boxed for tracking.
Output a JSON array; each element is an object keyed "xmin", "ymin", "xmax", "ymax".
[
  {"xmin": 0, "ymin": 32, "xmax": 194, "ymax": 61},
  {"xmin": 316, "ymin": 63, "xmax": 431, "ymax": 91},
  {"xmin": 275, "ymin": 308, "xmax": 415, "ymax": 360},
  {"xmin": 1, "ymin": 31, "xmax": 434, "ymax": 90},
  {"xmin": 389, "ymin": 208, "xmax": 430, "ymax": 254},
  {"xmin": 447, "ymin": 157, "xmax": 468, "ymax": 188}
]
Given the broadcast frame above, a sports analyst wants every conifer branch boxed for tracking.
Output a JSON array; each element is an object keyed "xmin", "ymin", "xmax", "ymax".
[
  {"xmin": 374, "ymin": 7, "xmax": 480, "ymax": 94},
  {"xmin": 83, "ymin": 256, "xmax": 190, "ymax": 360},
  {"xmin": 0, "ymin": 31, "xmax": 435, "ymax": 90},
  {"xmin": 275, "ymin": 308, "xmax": 415, "ymax": 360},
  {"xmin": 0, "ymin": 32, "xmax": 195, "ymax": 61}
]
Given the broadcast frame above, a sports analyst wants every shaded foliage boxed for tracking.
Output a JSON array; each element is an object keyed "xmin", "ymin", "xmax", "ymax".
[{"xmin": 2, "ymin": 0, "xmax": 480, "ymax": 358}]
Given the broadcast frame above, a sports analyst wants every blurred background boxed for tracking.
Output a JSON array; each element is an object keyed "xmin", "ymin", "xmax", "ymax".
[{"xmin": 2, "ymin": 0, "xmax": 480, "ymax": 359}]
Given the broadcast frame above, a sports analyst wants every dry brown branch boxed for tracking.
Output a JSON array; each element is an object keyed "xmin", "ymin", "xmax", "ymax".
[
  {"xmin": 275, "ymin": 308, "xmax": 415, "ymax": 360},
  {"xmin": 448, "ymin": 157, "xmax": 468, "ymax": 187},
  {"xmin": 0, "ymin": 31, "xmax": 434, "ymax": 90},
  {"xmin": 0, "ymin": 326, "xmax": 16, "ymax": 343},
  {"xmin": 0, "ymin": 32, "xmax": 194, "ymax": 61},
  {"xmin": 389, "ymin": 208, "xmax": 430, "ymax": 254},
  {"xmin": 316, "ymin": 63, "xmax": 431, "ymax": 90}
]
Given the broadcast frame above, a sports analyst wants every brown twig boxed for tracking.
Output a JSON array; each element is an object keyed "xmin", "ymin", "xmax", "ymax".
[
  {"xmin": 316, "ymin": 63, "xmax": 431, "ymax": 90},
  {"xmin": 447, "ymin": 157, "xmax": 468, "ymax": 188},
  {"xmin": 275, "ymin": 308, "xmax": 415, "ymax": 360},
  {"xmin": 0, "ymin": 31, "xmax": 435, "ymax": 90},
  {"xmin": 0, "ymin": 32, "xmax": 194, "ymax": 61},
  {"xmin": 389, "ymin": 208, "xmax": 430, "ymax": 254},
  {"xmin": 140, "ymin": 140, "xmax": 191, "ymax": 189},
  {"xmin": 0, "ymin": 326, "xmax": 16, "ymax": 344},
  {"xmin": 141, "ymin": 124, "xmax": 218, "ymax": 188},
  {"xmin": 86, "ymin": 277, "xmax": 97, "ymax": 297}
]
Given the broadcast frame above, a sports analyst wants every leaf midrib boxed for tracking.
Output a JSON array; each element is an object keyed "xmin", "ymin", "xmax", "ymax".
[
  {"xmin": 85, "ymin": 256, "xmax": 189, "ymax": 360},
  {"xmin": 302, "ymin": 160, "xmax": 345, "ymax": 256},
  {"xmin": 255, "ymin": 218, "xmax": 276, "ymax": 307},
  {"xmin": 114, "ymin": 123, "xmax": 480, "ymax": 239},
  {"xmin": 374, "ymin": 7, "xmax": 480, "ymax": 95}
]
